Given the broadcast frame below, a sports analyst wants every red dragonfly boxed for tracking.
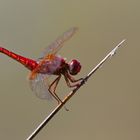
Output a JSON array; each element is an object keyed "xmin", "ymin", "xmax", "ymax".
[{"xmin": 0, "ymin": 27, "xmax": 82, "ymax": 104}]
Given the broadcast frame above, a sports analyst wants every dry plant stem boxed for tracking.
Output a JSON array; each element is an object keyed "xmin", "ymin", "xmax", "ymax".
[{"xmin": 26, "ymin": 39, "xmax": 126, "ymax": 140}]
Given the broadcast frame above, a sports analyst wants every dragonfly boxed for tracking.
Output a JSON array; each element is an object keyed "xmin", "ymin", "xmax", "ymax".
[{"xmin": 0, "ymin": 27, "xmax": 82, "ymax": 105}]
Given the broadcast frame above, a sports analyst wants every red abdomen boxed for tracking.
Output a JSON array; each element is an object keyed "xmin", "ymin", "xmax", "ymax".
[{"xmin": 0, "ymin": 47, "xmax": 38, "ymax": 71}]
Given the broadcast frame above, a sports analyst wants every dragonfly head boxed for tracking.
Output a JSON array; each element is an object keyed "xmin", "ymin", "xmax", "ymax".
[{"xmin": 68, "ymin": 59, "xmax": 81, "ymax": 75}]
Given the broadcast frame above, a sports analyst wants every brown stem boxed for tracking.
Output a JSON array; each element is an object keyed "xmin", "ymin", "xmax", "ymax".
[{"xmin": 26, "ymin": 39, "xmax": 126, "ymax": 140}]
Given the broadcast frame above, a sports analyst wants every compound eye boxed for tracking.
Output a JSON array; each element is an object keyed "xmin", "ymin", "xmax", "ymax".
[{"xmin": 69, "ymin": 59, "xmax": 81, "ymax": 75}]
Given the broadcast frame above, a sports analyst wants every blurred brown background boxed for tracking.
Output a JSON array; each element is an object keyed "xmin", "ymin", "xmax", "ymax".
[{"xmin": 0, "ymin": 0, "xmax": 139, "ymax": 140}]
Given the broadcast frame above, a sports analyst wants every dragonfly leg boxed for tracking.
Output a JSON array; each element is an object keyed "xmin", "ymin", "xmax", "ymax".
[
  {"xmin": 48, "ymin": 75, "xmax": 62, "ymax": 104},
  {"xmin": 48, "ymin": 75, "xmax": 69, "ymax": 111},
  {"xmin": 64, "ymin": 73, "xmax": 83, "ymax": 88},
  {"xmin": 66, "ymin": 72, "xmax": 83, "ymax": 82}
]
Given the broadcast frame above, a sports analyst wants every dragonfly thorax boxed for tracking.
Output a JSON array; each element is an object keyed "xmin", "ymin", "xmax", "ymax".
[{"xmin": 38, "ymin": 55, "xmax": 67, "ymax": 75}]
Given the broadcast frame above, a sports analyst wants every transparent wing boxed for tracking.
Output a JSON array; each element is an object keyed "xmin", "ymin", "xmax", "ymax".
[
  {"xmin": 29, "ymin": 73, "xmax": 53, "ymax": 100},
  {"xmin": 29, "ymin": 27, "xmax": 78, "ymax": 83},
  {"xmin": 41, "ymin": 27, "xmax": 78, "ymax": 57}
]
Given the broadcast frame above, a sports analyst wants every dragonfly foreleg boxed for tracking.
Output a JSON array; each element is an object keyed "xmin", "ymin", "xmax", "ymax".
[
  {"xmin": 64, "ymin": 74, "xmax": 79, "ymax": 88},
  {"xmin": 64, "ymin": 73, "xmax": 83, "ymax": 87},
  {"xmin": 66, "ymin": 72, "xmax": 83, "ymax": 83}
]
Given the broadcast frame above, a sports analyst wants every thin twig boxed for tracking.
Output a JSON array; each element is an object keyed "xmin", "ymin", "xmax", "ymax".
[{"xmin": 26, "ymin": 39, "xmax": 126, "ymax": 140}]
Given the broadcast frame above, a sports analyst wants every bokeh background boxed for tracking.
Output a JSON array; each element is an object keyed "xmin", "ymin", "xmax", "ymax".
[{"xmin": 0, "ymin": 0, "xmax": 139, "ymax": 140}]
